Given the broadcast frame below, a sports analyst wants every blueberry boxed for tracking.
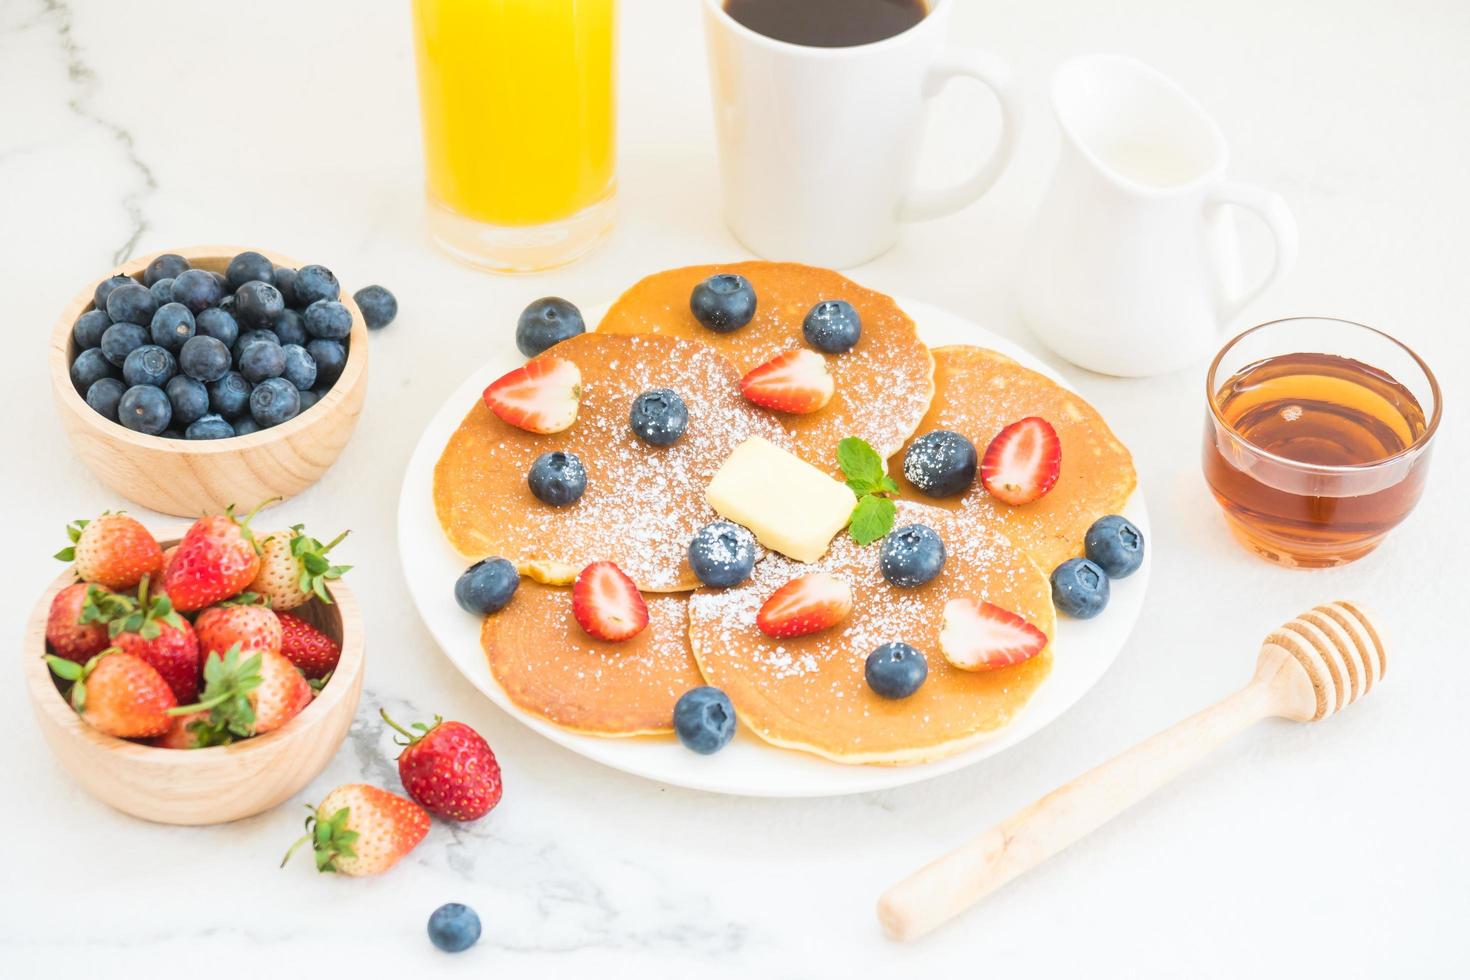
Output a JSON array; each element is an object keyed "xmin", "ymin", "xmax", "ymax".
[
  {"xmin": 689, "ymin": 274, "xmax": 756, "ymax": 333},
  {"xmin": 185, "ymin": 413, "xmax": 235, "ymax": 440},
  {"xmin": 85, "ymin": 377, "xmax": 126, "ymax": 421},
  {"xmin": 99, "ymin": 321, "xmax": 148, "ymax": 367},
  {"xmin": 865, "ymin": 642, "xmax": 928, "ymax": 699},
  {"xmin": 165, "ymin": 375, "xmax": 210, "ymax": 427},
  {"xmin": 178, "ymin": 335, "xmax": 231, "ymax": 383},
  {"xmin": 353, "ymin": 284, "xmax": 398, "ymax": 330},
  {"xmin": 233, "ymin": 328, "xmax": 281, "ymax": 364},
  {"xmin": 293, "ymin": 264, "xmax": 339, "ymax": 306},
  {"xmin": 297, "ymin": 389, "xmax": 321, "ymax": 413},
  {"xmin": 225, "ymin": 251, "xmax": 274, "ymax": 290},
  {"xmin": 1084, "ymin": 515, "xmax": 1145, "ymax": 579},
  {"xmin": 149, "ymin": 277, "xmax": 175, "ymax": 305},
  {"xmin": 170, "ymin": 268, "xmax": 222, "ymax": 314},
  {"xmin": 454, "ymin": 557, "xmax": 519, "ymax": 615},
  {"xmin": 306, "ymin": 339, "xmax": 347, "ymax": 386},
  {"xmin": 673, "ymin": 686, "xmax": 736, "ymax": 754},
  {"xmin": 279, "ymin": 344, "xmax": 317, "ymax": 390},
  {"xmin": 234, "ymin": 280, "xmax": 286, "ymax": 329},
  {"xmin": 195, "ymin": 308, "xmax": 238, "ymax": 348},
  {"xmin": 239, "ymin": 340, "xmax": 286, "ymax": 383},
  {"xmin": 123, "ymin": 344, "xmax": 177, "ymax": 388},
  {"xmin": 272, "ymin": 266, "xmax": 297, "ymax": 305},
  {"xmin": 629, "ymin": 389, "xmax": 688, "ymax": 446},
  {"xmin": 93, "ymin": 274, "xmax": 134, "ymax": 310},
  {"xmin": 72, "ymin": 309, "xmax": 112, "ymax": 349},
  {"xmin": 105, "ymin": 282, "xmax": 158, "ymax": 327},
  {"xmin": 250, "ymin": 376, "xmax": 300, "ymax": 427},
  {"xmin": 879, "ymin": 523, "xmax": 945, "ymax": 588},
  {"xmin": 233, "ymin": 415, "xmax": 261, "ymax": 436},
  {"xmin": 303, "ymin": 299, "xmax": 353, "ymax": 340},
  {"xmin": 149, "ymin": 302, "xmax": 196, "ymax": 353},
  {"xmin": 143, "ymin": 253, "xmax": 189, "ymax": 286},
  {"xmin": 117, "ymin": 384, "xmax": 171, "ymax": 435},
  {"xmin": 208, "ymin": 371, "xmax": 252, "ymax": 418},
  {"xmin": 527, "ymin": 450, "xmax": 586, "ymax": 506},
  {"xmin": 1050, "ymin": 558, "xmax": 1110, "ymax": 619},
  {"xmin": 71, "ymin": 347, "xmax": 117, "ymax": 393},
  {"xmin": 273, "ymin": 308, "xmax": 307, "ymax": 346},
  {"xmin": 687, "ymin": 520, "xmax": 756, "ymax": 588},
  {"xmin": 427, "ymin": 903, "xmax": 481, "ymax": 954},
  {"xmin": 802, "ymin": 300, "xmax": 861, "ymax": 353},
  {"xmin": 903, "ymin": 430, "xmax": 977, "ymax": 497},
  {"xmin": 515, "ymin": 297, "xmax": 583, "ymax": 357}
]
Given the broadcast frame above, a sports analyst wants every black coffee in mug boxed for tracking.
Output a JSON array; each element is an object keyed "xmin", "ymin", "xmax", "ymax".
[{"xmin": 724, "ymin": 0, "xmax": 928, "ymax": 48}]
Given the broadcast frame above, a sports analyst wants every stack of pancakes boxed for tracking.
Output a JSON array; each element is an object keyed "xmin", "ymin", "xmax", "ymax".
[{"xmin": 434, "ymin": 263, "xmax": 1134, "ymax": 765}]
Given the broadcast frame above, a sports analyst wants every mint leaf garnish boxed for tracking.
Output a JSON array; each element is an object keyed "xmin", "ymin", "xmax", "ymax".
[{"xmin": 837, "ymin": 436, "xmax": 899, "ymax": 544}]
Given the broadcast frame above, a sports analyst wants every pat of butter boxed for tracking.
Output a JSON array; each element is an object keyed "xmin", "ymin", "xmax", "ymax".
[{"xmin": 705, "ymin": 437, "xmax": 857, "ymax": 563}]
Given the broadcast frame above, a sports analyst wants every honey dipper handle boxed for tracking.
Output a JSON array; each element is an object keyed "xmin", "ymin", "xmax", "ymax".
[{"xmin": 877, "ymin": 681, "xmax": 1276, "ymax": 943}]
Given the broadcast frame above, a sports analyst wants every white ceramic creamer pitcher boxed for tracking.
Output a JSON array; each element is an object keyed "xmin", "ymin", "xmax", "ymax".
[{"xmin": 1019, "ymin": 54, "xmax": 1299, "ymax": 377}]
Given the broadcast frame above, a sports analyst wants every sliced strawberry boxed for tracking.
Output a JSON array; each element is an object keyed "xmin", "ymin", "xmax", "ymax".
[
  {"xmin": 756, "ymin": 572, "xmax": 852, "ymax": 638},
  {"xmin": 939, "ymin": 599, "xmax": 1048, "ymax": 671},
  {"xmin": 572, "ymin": 561, "xmax": 648, "ymax": 642},
  {"xmin": 483, "ymin": 357, "xmax": 581, "ymax": 434},
  {"xmin": 980, "ymin": 416, "xmax": 1061, "ymax": 506},
  {"xmin": 739, "ymin": 349, "xmax": 834, "ymax": 414}
]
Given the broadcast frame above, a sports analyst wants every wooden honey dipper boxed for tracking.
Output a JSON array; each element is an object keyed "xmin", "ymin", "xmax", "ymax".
[{"xmin": 878, "ymin": 600, "xmax": 1385, "ymax": 943}]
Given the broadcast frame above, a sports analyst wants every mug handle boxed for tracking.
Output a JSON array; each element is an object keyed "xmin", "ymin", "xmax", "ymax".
[
  {"xmin": 1206, "ymin": 181, "xmax": 1300, "ymax": 326},
  {"xmin": 900, "ymin": 49, "xmax": 1022, "ymax": 223}
]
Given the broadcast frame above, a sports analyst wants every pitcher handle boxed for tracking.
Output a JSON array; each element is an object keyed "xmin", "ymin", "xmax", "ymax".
[
  {"xmin": 1206, "ymin": 181, "xmax": 1299, "ymax": 326},
  {"xmin": 900, "ymin": 49, "xmax": 1022, "ymax": 223}
]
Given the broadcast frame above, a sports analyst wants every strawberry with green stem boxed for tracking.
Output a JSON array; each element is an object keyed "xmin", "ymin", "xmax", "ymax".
[
  {"xmin": 85, "ymin": 575, "xmax": 201, "ymax": 703},
  {"xmin": 47, "ymin": 648, "xmax": 176, "ymax": 738},
  {"xmin": 170, "ymin": 642, "xmax": 311, "ymax": 743},
  {"xmin": 249, "ymin": 524, "xmax": 351, "ymax": 610},
  {"xmin": 56, "ymin": 513, "xmax": 163, "ymax": 591},
  {"xmin": 281, "ymin": 784, "xmax": 430, "ymax": 876},
  {"xmin": 45, "ymin": 583, "xmax": 113, "ymax": 664},
  {"xmin": 381, "ymin": 709, "xmax": 503, "ymax": 821},
  {"xmin": 164, "ymin": 500, "xmax": 277, "ymax": 612}
]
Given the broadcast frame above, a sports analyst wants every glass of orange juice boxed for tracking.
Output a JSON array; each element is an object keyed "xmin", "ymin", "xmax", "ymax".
[{"xmin": 411, "ymin": 0, "xmax": 617, "ymax": 273}]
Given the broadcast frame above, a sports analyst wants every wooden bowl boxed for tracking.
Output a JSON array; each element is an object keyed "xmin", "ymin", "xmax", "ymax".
[
  {"xmin": 22, "ymin": 526, "xmax": 365, "ymax": 825},
  {"xmin": 50, "ymin": 245, "xmax": 370, "ymax": 517}
]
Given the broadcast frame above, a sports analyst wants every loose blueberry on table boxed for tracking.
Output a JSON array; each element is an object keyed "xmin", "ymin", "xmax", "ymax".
[
  {"xmin": 690, "ymin": 273, "xmax": 757, "ymax": 333},
  {"xmin": 803, "ymin": 298, "xmax": 862, "ymax": 353},
  {"xmin": 68, "ymin": 251, "xmax": 390, "ymax": 438},
  {"xmin": 674, "ymin": 686, "xmax": 737, "ymax": 754},
  {"xmin": 903, "ymin": 429, "xmax": 977, "ymax": 497},
  {"xmin": 455, "ymin": 557, "xmax": 520, "ymax": 615},
  {"xmin": 628, "ymin": 388, "xmax": 689, "ymax": 446},
  {"xmin": 687, "ymin": 519, "xmax": 756, "ymax": 588},
  {"xmin": 865, "ymin": 642, "xmax": 929, "ymax": 699},
  {"xmin": 427, "ymin": 903, "xmax": 482, "ymax": 953},
  {"xmin": 353, "ymin": 284, "xmax": 398, "ymax": 330},
  {"xmin": 1050, "ymin": 556, "xmax": 1110, "ymax": 618}
]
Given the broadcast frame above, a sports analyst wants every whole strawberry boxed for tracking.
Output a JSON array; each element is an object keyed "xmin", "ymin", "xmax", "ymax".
[
  {"xmin": 164, "ymin": 501, "xmax": 273, "ymax": 612},
  {"xmin": 56, "ymin": 514, "xmax": 163, "ymax": 591},
  {"xmin": 282, "ymin": 784, "xmax": 430, "ymax": 876},
  {"xmin": 381, "ymin": 710, "xmax": 503, "ymax": 821},
  {"xmin": 196, "ymin": 598, "xmax": 282, "ymax": 658},
  {"xmin": 172, "ymin": 644, "xmax": 311, "ymax": 742},
  {"xmin": 249, "ymin": 525, "xmax": 351, "ymax": 610},
  {"xmin": 277, "ymin": 612, "xmax": 341, "ymax": 679},
  {"xmin": 45, "ymin": 583, "xmax": 112, "ymax": 664},
  {"xmin": 86, "ymin": 578, "xmax": 201, "ymax": 703},
  {"xmin": 47, "ymin": 649, "xmax": 176, "ymax": 739}
]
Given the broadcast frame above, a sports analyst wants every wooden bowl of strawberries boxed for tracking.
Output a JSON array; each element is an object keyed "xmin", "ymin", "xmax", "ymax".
[{"xmin": 23, "ymin": 508, "xmax": 363, "ymax": 825}]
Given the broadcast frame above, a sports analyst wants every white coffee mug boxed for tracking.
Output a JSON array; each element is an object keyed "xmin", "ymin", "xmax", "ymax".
[
  {"xmin": 1018, "ymin": 54, "xmax": 1299, "ymax": 377},
  {"xmin": 702, "ymin": 0, "xmax": 1021, "ymax": 269}
]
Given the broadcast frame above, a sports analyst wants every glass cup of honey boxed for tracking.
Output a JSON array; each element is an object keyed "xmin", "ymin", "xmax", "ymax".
[{"xmin": 1203, "ymin": 317, "xmax": 1441, "ymax": 567}]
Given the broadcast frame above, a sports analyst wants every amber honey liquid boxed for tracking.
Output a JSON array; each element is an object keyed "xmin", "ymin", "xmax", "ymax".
[{"xmin": 1203, "ymin": 352, "xmax": 1431, "ymax": 566}]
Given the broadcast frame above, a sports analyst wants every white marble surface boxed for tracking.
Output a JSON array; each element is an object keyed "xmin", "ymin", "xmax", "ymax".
[{"xmin": 2, "ymin": 0, "xmax": 1467, "ymax": 975}]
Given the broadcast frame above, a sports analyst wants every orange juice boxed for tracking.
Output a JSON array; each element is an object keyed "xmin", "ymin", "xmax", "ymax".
[{"xmin": 412, "ymin": 0, "xmax": 617, "ymax": 267}]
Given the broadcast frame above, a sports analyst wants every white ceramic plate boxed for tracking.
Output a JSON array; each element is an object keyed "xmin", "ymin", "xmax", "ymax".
[{"xmin": 398, "ymin": 297, "xmax": 1149, "ymax": 797}]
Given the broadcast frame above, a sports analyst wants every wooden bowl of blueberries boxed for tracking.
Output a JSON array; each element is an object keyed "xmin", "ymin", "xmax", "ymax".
[{"xmin": 51, "ymin": 246, "xmax": 394, "ymax": 517}]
